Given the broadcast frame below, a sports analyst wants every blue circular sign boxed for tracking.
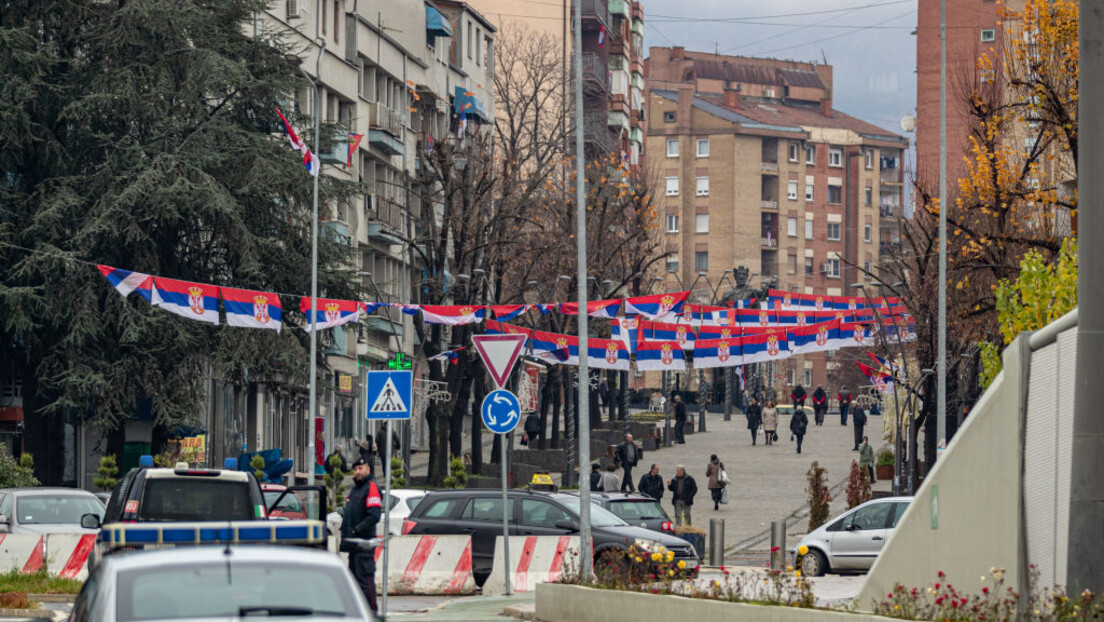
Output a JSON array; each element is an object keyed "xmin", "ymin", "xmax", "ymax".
[{"xmin": 481, "ymin": 389, "xmax": 521, "ymax": 434}]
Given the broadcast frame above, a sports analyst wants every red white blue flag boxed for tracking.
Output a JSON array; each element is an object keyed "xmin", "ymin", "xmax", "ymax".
[
  {"xmin": 429, "ymin": 347, "xmax": 466, "ymax": 365},
  {"xmin": 857, "ymin": 362, "xmax": 895, "ymax": 393},
  {"xmin": 789, "ymin": 320, "xmax": 843, "ymax": 355},
  {"xmin": 275, "ymin": 107, "xmax": 319, "ymax": 177},
  {"xmin": 635, "ymin": 340, "xmax": 686, "ymax": 371},
  {"xmin": 531, "ymin": 330, "xmax": 575, "ymax": 364},
  {"xmin": 638, "ymin": 320, "xmax": 696, "ymax": 351},
  {"xmin": 586, "ymin": 338, "xmax": 629, "ymax": 371},
  {"xmin": 624, "ymin": 291, "xmax": 689, "ymax": 321},
  {"xmin": 739, "ymin": 329, "xmax": 790, "ymax": 365},
  {"xmin": 299, "ymin": 297, "xmax": 361, "ymax": 331},
  {"xmin": 611, "ymin": 317, "xmax": 642, "ymax": 355},
  {"xmin": 484, "ymin": 319, "xmax": 533, "ymax": 341},
  {"xmin": 97, "ymin": 265, "xmax": 154, "ymax": 302},
  {"xmin": 492, "ymin": 305, "xmax": 530, "ymax": 322},
  {"xmin": 420, "ymin": 305, "xmax": 487, "ymax": 326},
  {"xmin": 151, "ymin": 277, "xmax": 220, "ymax": 325},
  {"xmin": 692, "ymin": 338, "xmax": 740, "ymax": 369},
  {"xmin": 221, "ymin": 287, "xmax": 282, "ymax": 332},
  {"xmin": 347, "ymin": 133, "xmax": 364, "ymax": 166},
  {"xmin": 558, "ymin": 299, "xmax": 621, "ymax": 319}
]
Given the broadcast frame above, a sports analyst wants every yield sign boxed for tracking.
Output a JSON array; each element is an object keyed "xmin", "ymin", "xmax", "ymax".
[{"xmin": 471, "ymin": 334, "xmax": 527, "ymax": 389}]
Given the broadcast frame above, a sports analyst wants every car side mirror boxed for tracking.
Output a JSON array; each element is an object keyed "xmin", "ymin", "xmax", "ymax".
[
  {"xmin": 845, "ymin": 523, "xmax": 860, "ymax": 532},
  {"xmin": 554, "ymin": 519, "xmax": 579, "ymax": 532},
  {"xmin": 80, "ymin": 513, "xmax": 102, "ymax": 530}
]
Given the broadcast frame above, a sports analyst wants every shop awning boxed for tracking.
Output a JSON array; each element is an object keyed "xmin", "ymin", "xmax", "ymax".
[{"xmin": 426, "ymin": 6, "xmax": 453, "ymax": 38}]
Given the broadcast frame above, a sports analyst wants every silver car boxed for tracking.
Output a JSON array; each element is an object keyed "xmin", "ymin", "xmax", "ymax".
[
  {"xmin": 0, "ymin": 488, "xmax": 104, "ymax": 535},
  {"xmin": 70, "ymin": 545, "xmax": 375, "ymax": 621},
  {"xmin": 793, "ymin": 496, "xmax": 911, "ymax": 576}
]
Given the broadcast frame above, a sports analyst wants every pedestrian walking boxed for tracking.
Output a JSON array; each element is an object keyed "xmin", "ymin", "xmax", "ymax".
[
  {"xmin": 847, "ymin": 406, "xmax": 865, "ymax": 450},
  {"xmin": 790, "ymin": 406, "xmax": 809, "ymax": 454},
  {"xmin": 791, "ymin": 384, "xmax": 807, "ymax": 408},
  {"xmin": 837, "ymin": 387, "xmax": 854, "ymax": 426},
  {"xmin": 375, "ymin": 427, "xmax": 400, "ymax": 468},
  {"xmin": 598, "ymin": 463, "xmax": 620, "ymax": 492},
  {"xmin": 589, "ymin": 463, "xmax": 602, "ymax": 492},
  {"xmin": 341, "ymin": 457, "xmax": 382, "ymax": 613},
  {"xmin": 638, "ymin": 464, "xmax": 664, "ymax": 501},
  {"xmin": 705, "ymin": 455, "xmax": 727, "ymax": 510},
  {"xmin": 858, "ymin": 436, "xmax": 876, "ymax": 483},
  {"xmin": 745, "ymin": 398, "xmax": 762, "ymax": 446},
  {"xmin": 667, "ymin": 465, "xmax": 698, "ymax": 526},
  {"xmin": 614, "ymin": 434, "xmax": 640, "ymax": 492},
  {"xmin": 523, "ymin": 412, "xmax": 542, "ymax": 447},
  {"xmin": 812, "ymin": 386, "xmax": 828, "ymax": 426},
  {"xmin": 673, "ymin": 394, "xmax": 687, "ymax": 444},
  {"xmin": 599, "ymin": 377, "xmax": 610, "ymax": 415},
  {"xmin": 762, "ymin": 400, "xmax": 779, "ymax": 446}
]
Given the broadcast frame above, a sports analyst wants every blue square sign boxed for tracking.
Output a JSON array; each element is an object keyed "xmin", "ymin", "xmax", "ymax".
[{"xmin": 365, "ymin": 370, "xmax": 412, "ymax": 420}]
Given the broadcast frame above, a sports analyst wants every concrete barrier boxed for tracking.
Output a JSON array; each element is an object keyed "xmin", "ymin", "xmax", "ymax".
[
  {"xmin": 368, "ymin": 535, "xmax": 476, "ymax": 595},
  {"xmin": 482, "ymin": 535, "xmax": 579, "ymax": 595},
  {"xmin": 0, "ymin": 534, "xmax": 43, "ymax": 574},
  {"xmin": 44, "ymin": 534, "xmax": 97, "ymax": 580}
]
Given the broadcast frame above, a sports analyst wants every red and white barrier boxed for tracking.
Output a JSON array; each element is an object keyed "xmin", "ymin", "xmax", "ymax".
[
  {"xmin": 0, "ymin": 534, "xmax": 43, "ymax": 574},
  {"xmin": 368, "ymin": 534, "xmax": 476, "ymax": 595},
  {"xmin": 45, "ymin": 534, "xmax": 97, "ymax": 580},
  {"xmin": 482, "ymin": 536, "xmax": 580, "ymax": 595}
]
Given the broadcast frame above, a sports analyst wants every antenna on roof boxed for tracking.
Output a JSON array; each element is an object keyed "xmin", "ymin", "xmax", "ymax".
[{"xmin": 821, "ymin": 50, "xmax": 828, "ymax": 66}]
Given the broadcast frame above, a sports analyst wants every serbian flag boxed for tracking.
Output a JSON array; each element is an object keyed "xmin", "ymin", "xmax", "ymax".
[
  {"xmin": 347, "ymin": 133, "xmax": 364, "ymax": 166},
  {"xmin": 692, "ymin": 338, "xmax": 740, "ymax": 369},
  {"xmin": 611, "ymin": 317, "xmax": 642, "ymax": 355},
  {"xmin": 598, "ymin": 24, "xmax": 606, "ymax": 47},
  {"xmin": 300, "ymin": 297, "xmax": 361, "ymax": 331},
  {"xmin": 429, "ymin": 347, "xmax": 466, "ymax": 365},
  {"xmin": 421, "ymin": 305, "xmax": 486, "ymax": 325},
  {"xmin": 275, "ymin": 107, "xmax": 305, "ymax": 151},
  {"xmin": 221, "ymin": 287, "xmax": 282, "ymax": 332},
  {"xmin": 97, "ymin": 265, "xmax": 154, "ymax": 302},
  {"xmin": 739, "ymin": 329, "xmax": 790, "ymax": 365},
  {"xmin": 624, "ymin": 291, "xmax": 689, "ymax": 321},
  {"xmin": 586, "ymin": 338, "xmax": 629, "ymax": 371},
  {"xmin": 698, "ymin": 323, "xmax": 741, "ymax": 341},
  {"xmin": 151, "ymin": 277, "xmax": 220, "ymax": 325},
  {"xmin": 534, "ymin": 304, "xmax": 556, "ymax": 315},
  {"xmin": 635, "ymin": 340, "xmax": 686, "ymax": 371},
  {"xmin": 866, "ymin": 350, "xmax": 900, "ymax": 376},
  {"xmin": 558, "ymin": 299, "xmax": 621, "ymax": 319},
  {"xmin": 390, "ymin": 303, "xmax": 421, "ymax": 316},
  {"xmin": 639, "ymin": 320, "xmax": 696, "ymax": 351},
  {"xmin": 492, "ymin": 305, "xmax": 530, "ymax": 322},
  {"xmin": 840, "ymin": 322, "xmax": 877, "ymax": 348},
  {"xmin": 790, "ymin": 320, "xmax": 843, "ymax": 355},
  {"xmin": 531, "ymin": 330, "xmax": 575, "ymax": 364},
  {"xmin": 858, "ymin": 362, "xmax": 895, "ymax": 394},
  {"xmin": 484, "ymin": 319, "xmax": 532, "ymax": 341},
  {"xmin": 362, "ymin": 302, "xmax": 385, "ymax": 315}
]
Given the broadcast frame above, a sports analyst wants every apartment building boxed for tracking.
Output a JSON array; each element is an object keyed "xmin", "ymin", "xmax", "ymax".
[{"xmin": 645, "ymin": 47, "xmax": 907, "ymax": 395}]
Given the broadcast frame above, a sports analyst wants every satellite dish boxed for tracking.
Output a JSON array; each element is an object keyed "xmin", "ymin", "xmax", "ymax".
[{"xmin": 900, "ymin": 114, "xmax": 917, "ymax": 132}]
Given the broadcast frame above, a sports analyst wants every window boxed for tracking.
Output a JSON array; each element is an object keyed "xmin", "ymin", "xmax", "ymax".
[
  {"xmin": 476, "ymin": 28, "xmax": 482, "ymax": 65},
  {"xmin": 864, "ymin": 259, "xmax": 873, "ymax": 276},
  {"xmin": 891, "ymin": 502, "xmax": 911, "ymax": 527},
  {"xmin": 697, "ymin": 138, "xmax": 709, "ymax": 157},
  {"xmin": 827, "ymin": 222, "xmax": 841, "ymax": 241},
  {"xmin": 864, "ymin": 224, "xmax": 872, "ymax": 242},
  {"xmin": 695, "ymin": 213, "xmax": 709, "ymax": 233},
  {"xmin": 421, "ymin": 497, "xmax": 464, "ymax": 518},
  {"xmin": 666, "ymin": 256, "xmax": 679, "ymax": 273},
  {"xmin": 828, "ymin": 185, "xmax": 842, "ymax": 204},
  {"xmin": 804, "ymin": 369, "xmax": 813, "ymax": 386},
  {"xmin": 665, "ymin": 177, "xmax": 679, "ymax": 196},
  {"xmin": 139, "ymin": 480, "xmax": 252, "ymax": 522},
  {"xmin": 805, "ymin": 218, "xmax": 813, "ymax": 239},
  {"xmin": 826, "ymin": 258, "xmax": 841, "ymax": 278},
  {"xmin": 666, "ymin": 214, "xmax": 679, "ymax": 233},
  {"xmin": 787, "ymin": 180, "xmax": 798, "ymax": 200},
  {"xmin": 787, "ymin": 254, "xmax": 798, "ymax": 274},
  {"xmin": 467, "ymin": 22, "xmax": 473, "ymax": 58},
  {"xmin": 841, "ymin": 502, "xmax": 893, "ymax": 531},
  {"xmin": 828, "ymin": 147, "xmax": 843, "ymax": 167},
  {"xmin": 865, "ymin": 187, "xmax": 873, "ymax": 207},
  {"xmin": 666, "ymin": 139, "xmax": 679, "ymax": 158},
  {"xmin": 864, "ymin": 149, "xmax": 873, "ymax": 169},
  {"xmin": 695, "ymin": 177, "xmax": 709, "ymax": 196},
  {"xmin": 333, "ymin": 0, "xmax": 340, "ymax": 43},
  {"xmin": 788, "ymin": 142, "xmax": 799, "ymax": 162},
  {"xmin": 981, "ymin": 69, "xmax": 995, "ymax": 84},
  {"xmin": 695, "ymin": 251, "xmax": 709, "ymax": 272},
  {"xmin": 322, "ymin": 0, "xmax": 327, "ymax": 34},
  {"xmin": 805, "ymin": 145, "xmax": 816, "ymax": 165},
  {"xmin": 805, "ymin": 257, "xmax": 814, "ymax": 276},
  {"xmin": 461, "ymin": 497, "xmax": 511, "ymax": 522},
  {"xmin": 663, "ymin": 111, "xmax": 676, "ymax": 123},
  {"xmin": 805, "ymin": 183, "xmax": 814, "ymax": 202},
  {"xmin": 981, "ymin": 29, "xmax": 996, "ymax": 42},
  {"xmin": 787, "ymin": 217, "xmax": 797, "ymax": 237},
  {"xmin": 520, "ymin": 499, "xmax": 572, "ymax": 528}
]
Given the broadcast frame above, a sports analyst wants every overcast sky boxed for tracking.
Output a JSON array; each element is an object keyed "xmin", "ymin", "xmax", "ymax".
[{"xmin": 641, "ymin": 0, "xmax": 917, "ymax": 136}]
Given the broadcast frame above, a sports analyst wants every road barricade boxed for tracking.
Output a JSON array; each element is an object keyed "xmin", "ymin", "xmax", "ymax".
[
  {"xmin": 369, "ymin": 534, "xmax": 476, "ymax": 595},
  {"xmin": 45, "ymin": 534, "xmax": 97, "ymax": 580},
  {"xmin": 482, "ymin": 535, "xmax": 579, "ymax": 595},
  {"xmin": 0, "ymin": 534, "xmax": 43, "ymax": 574}
]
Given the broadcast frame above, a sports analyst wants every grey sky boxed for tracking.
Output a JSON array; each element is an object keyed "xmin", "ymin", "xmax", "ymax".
[{"xmin": 642, "ymin": 0, "xmax": 918, "ymax": 136}]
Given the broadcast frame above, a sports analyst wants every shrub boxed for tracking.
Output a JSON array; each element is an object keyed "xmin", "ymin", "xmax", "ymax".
[
  {"xmin": 324, "ymin": 453, "xmax": 348, "ymax": 508},
  {"xmin": 806, "ymin": 461, "xmax": 831, "ymax": 531},
  {"xmin": 0, "ymin": 448, "xmax": 38, "ymax": 488},
  {"xmin": 442, "ymin": 456, "xmax": 468, "ymax": 489},
  {"xmin": 876, "ymin": 448, "xmax": 895, "ymax": 467},
  {"xmin": 846, "ymin": 460, "xmax": 872, "ymax": 510},
  {"xmin": 249, "ymin": 455, "xmax": 266, "ymax": 481},
  {"xmin": 93, "ymin": 455, "xmax": 119, "ymax": 492},
  {"xmin": 389, "ymin": 457, "xmax": 407, "ymax": 489}
]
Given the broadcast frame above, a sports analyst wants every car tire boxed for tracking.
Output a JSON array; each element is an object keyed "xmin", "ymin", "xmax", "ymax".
[{"xmin": 800, "ymin": 549, "xmax": 828, "ymax": 577}]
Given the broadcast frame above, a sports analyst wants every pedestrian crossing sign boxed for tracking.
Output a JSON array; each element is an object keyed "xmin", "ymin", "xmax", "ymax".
[{"xmin": 365, "ymin": 370, "xmax": 412, "ymax": 420}]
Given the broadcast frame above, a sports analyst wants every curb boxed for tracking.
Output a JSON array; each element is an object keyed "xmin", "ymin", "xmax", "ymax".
[
  {"xmin": 27, "ymin": 595, "xmax": 76, "ymax": 604},
  {"xmin": 503, "ymin": 604, "xmax": 537, "ymax": 620}
]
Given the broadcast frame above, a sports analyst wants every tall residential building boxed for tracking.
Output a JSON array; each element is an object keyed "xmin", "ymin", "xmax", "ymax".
[{"xmin": 645, "ymin": 47, "xmax": 907, "ymax": 395}]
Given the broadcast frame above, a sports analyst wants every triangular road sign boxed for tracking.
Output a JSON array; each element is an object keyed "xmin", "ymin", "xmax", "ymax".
[{"xmin": 472, "ymin": 334, "xmax": 527, "ymax": 389}]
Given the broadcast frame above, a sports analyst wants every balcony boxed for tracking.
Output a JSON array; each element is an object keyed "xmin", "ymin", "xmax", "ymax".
[
  {"xmin": 575, "ymin": 0, "xmax": 609, "ymax": 29},
  {"xmin": 608, "ymin": 109, "xmax": 630, "ymax": 132},
  {"xmin": 582, "ymin": 53, "xmax": 609, "ymax": 93},
  {"xmin": 879, "ymin": 241, "xmax": 902, "ymax": 255},
  {"xmin": 880, "ymin": 167, "xmax": 903, "ymax": 184},
  {"xmin": 761, "ymin": 229, "xmax": 779, "ymax": 248},
  {"xmin": 368, "ymin": 102, "xmax": 404, "ymax": 156},
  {"xmin": 761, "ymin": 200, "xmax": 778, "ymax": 210},
  {"xmin": 880, "ymin": 202, "xmax": 899, "ymax": 218},
  {"xmin": 761, "ymin": 161, "xmax": 779, "ymax": 174},
  {"xmin": 608, "ymin": 0, "xmax": 629, "ymax": 18}
]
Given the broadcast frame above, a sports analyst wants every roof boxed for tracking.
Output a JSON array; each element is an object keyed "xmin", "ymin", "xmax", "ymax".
[
  {"xmin": 691, "ymin": 59, "xmax": 826, "ymax": 90},
  {"xmin": 651, "ymin": 89, "xmax": 806, "ymax": 134},
  {"xmin": 101, "ymin": 545, "xmax": 344, "ymax": 572},
  {"xmin": 143, "ymin": 468, "xmax": 250, "ymax": 482},
  {"xmin": 733, "ymin": 100, "xmax": 906, "ymax": 143},
  {"xmin": 0, "ymin": 488, "xmax": 99, "ymax": 497}
]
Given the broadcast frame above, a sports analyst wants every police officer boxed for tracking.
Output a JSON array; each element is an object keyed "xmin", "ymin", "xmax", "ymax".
[{"xmin": 341, "ymin": 457, "xmax": 382, "ymax": 613}]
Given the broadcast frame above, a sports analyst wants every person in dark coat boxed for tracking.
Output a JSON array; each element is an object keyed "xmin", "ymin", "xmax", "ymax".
[
  {"xmin": 341, "ymin": 457, "xmax": 382, "ymax": 613},
  {"xmin": 791, "ymin": 385, "xmax": 807, "ymax": 408},
  {"xmin": 745, "ymin": 398, "xmax": 762, "ymax": 445},
  {"xmin": 598, "ymin": 377, "xmax": 610, "ymax": 412},
  {"xmin": 589, "ymin": 463, "xmax": 602, "ymax": 492},
  {"xmin": 614, "ymin": 434, "xmax": 640, "ymax": 492},
  {"xmin": 523, "ymin": 412, "xmax": 542, "ymax": 447},
  {"xmin": 812, "ymin": 386, "xmax": 828, "ymax": 426},
  {"xmin": 667, "ymin": 465, "xmax": 698, "ymax": 526},
  {"xmin": 837, "ymin": 387, "xmax": 854, "ymax": 425},
  {"xmin": 357, "ymin": 435, "xmax": 374, "ymax": 463},
  {"xmin": 638, "ymin": 464, "xmax": 664, "ymax": 501},
  {"xmin": 705, "ymin": 454, "xmax": 726, "ymax": 511},
  {"xmin": 790, "ymin": 406, "xmax": 809, "ymax": 454},
  {"xmin": 673, "ymin": 395, "xmax": 687, "ymax": 444},
  {"xmin": 375, "ymin": 427, "xmax": 401, "ymax": 468},
  {"xmin": 852, "ymin": 405, "xmax": 868, "ymax": 451}
]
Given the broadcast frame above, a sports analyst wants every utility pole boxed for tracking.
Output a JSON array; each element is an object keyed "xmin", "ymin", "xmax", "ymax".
[
  {"xmin": 303, "ymin": 39, "xmax": 325, "ymax": 488},
  {"xmin": 936, "ymin": 0, "xmax": 948, "ymax": 454}
]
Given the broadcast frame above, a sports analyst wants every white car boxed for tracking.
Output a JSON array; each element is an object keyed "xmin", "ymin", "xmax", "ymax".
[
  {"xmin": 793, "ymin": 496, "xmax": 912, "ymax": 576},
  {"xmin": 0, "ymin": 488, "xmax": 104, "ymax": 535},
  {"xmin": 70, "ymin": 545, "xmax": 375, "ymax": 621},
  {"xmin": 328, "ymin": 489, "xmax": 427, "ymax": 536}
]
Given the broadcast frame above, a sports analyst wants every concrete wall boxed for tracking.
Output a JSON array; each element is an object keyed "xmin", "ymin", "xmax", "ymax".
[
  {"xmin": 536, "ymin": 583, "xmax": 895, "ymax": 622},
  {"xmin": 856, "ymin": 336, "xmax": 1029, "ymax": 607}
]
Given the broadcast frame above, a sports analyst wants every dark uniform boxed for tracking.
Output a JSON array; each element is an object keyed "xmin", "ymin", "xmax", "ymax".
[{"xmin": 341, "ymin": 465, "xmax": 383, "ymax": 612}]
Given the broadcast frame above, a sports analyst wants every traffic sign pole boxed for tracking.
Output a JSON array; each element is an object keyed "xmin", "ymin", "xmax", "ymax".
[
  {"xmin": 481, "ymin": 388, "xmax": 521, "ymax": 597},
  {"xmin": 501, "ymin": 438, "xmax": 511, "ymax": 596}
]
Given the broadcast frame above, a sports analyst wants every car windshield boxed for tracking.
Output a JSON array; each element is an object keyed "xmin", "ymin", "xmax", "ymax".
[
  {"xmin": 558, "ymin": 499, "xmax": 628, "ymax": 527},
  {"xmin": 16, "ymin": 496, "xmax": 103, "ymax": 525},
  {"xmin": 116, "ymin": 561, "xmax": 359, "ymax": 620},
  {"xmin": 139, "ymin": 479, "xmax": 254, "ymax": 522},
  {"xmin": 607, "ymin": 500, "xmax": 668, "ymax": 521}
]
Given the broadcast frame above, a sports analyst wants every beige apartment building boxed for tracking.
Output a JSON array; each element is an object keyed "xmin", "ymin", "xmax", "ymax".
[{"xmin": 645, "ymin": 47, "xmax": 907, "ymax": 396}]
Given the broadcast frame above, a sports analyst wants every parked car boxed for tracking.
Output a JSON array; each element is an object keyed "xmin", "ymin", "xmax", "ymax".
[
  {"xmin": 583, "ymin": 492, "xmax": 674, "ymax": 536},
  {"xmin": 0, "ymin": 488, "xmax": 104, "ymax": 535},
  {"xmin": 404, "ymin": 489, "xmax": 699, "ymax": 584},
  {"xmin": 327, "ymin": 489, "xmax": 427, "ymax": 536},
  {"xmin": 262, "ymin": 483, "xmax": 307, "ymax": 520},
  {"xmin": 793, "ymin": 496, "xmax": 912, "ymax": 576}
]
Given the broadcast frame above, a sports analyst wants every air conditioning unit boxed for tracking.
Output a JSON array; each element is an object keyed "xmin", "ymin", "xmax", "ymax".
[{"xmin": 287, "ymin": 0, "xmax": 305, "ymax": 19}]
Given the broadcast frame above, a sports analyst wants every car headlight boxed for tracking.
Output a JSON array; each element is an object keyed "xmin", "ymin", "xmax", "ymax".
[{"xmin": 633, "ymin": 538, "xmax": 659, "ymax": 552}]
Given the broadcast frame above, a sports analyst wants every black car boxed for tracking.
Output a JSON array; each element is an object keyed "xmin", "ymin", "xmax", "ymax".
[
  {"xmin": 403, "ymin": 489, "xmax": 698, "ymax": 583},
  {"xmin": 583, "ymin": 492, "xmax": 674, "ymax": 536}
]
